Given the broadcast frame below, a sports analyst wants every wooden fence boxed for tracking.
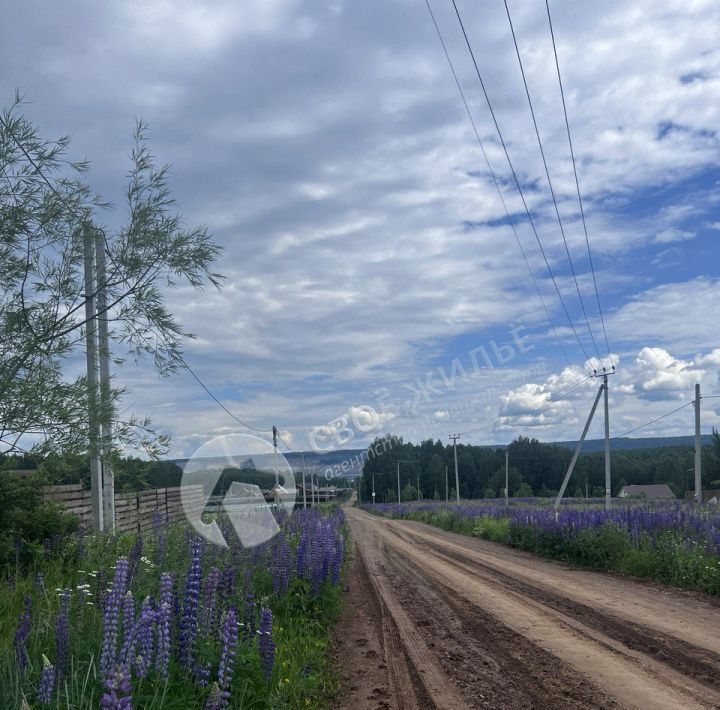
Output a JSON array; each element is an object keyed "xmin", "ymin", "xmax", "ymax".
[{"xmin": 41, "ymin": 484, "xmax": 205, "ymax": 532}]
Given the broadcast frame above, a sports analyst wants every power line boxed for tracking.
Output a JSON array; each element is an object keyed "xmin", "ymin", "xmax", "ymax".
[
  {"xmin": 492, "ymin": 374, "xmax": 592, "ymax": 430},
  {"xmin": 502, "ymin": 0, "xmax": 602, "ymax": 365},
  {"xmin": 613, "ymin": 401, "xmax": 694, "ymax": 439},
  {"xmin": 459, "ymin": 373, "xmax": 592, "ymax": 437},
  {"xmin": 425, "ymin": 0, "xmax": 580, "ymax": 377},
  {"xmin": 545, "ymin": 0, "xmax": 613, "ymax": 365},
  {"xmin": 448, "ymin": 0, "xmax": 592, "ymax": 365},
  {"xmin": 182, "ymin": 360, "xmax": 271, "ymax": 434}
]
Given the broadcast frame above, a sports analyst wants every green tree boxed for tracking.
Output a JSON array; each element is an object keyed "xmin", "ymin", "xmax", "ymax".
[{"xmin": 0, "ymin": 96, "xmax": 222, "ymax": 456}]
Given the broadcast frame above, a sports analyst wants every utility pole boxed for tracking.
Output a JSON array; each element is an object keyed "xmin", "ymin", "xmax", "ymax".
[
  {"xmin": 505, "ymin": 449, "xmax": 509, "ymax": 507},
  {"xmin": 83, "ymin": 227, "xmax": 103, "ymax": 532},
  {"xmin": 272, "ymin": 426, "xmax": 279, "ymax": 488},
  {"xmin": 449, "ymin": 435, "xmax": 460, "ymax": 503},
  {"xmin": 397, "ymin": 461, "xmax": 401, "ymax": 503},
  {"xmin": 372, "ymin": 471, "xmax": 376, "ymax": 504},
  {"xmin": 603, "ymin": 373, "xmax": 611, "ymax": 512},
  {"xmin": 417, "ymin": 470, "xmax": 421, "ymax": 501},
  {"xmin": 301, "ymin": 452, "xmax": 307, "ymax": 509},
  {"xmin": 555, "ymin": 382, "xmax": 605, "ymax": 512},
  {"xmin": 95, "ymin": 231, "xmax": 114, "ymax": 533},
  {"xmin": 445, "ymin": 465, "xmax": 448, "ymax": 503},
  {"xmin": 694, "ymin": 383, "xmax": 702, "ymax": 503}
]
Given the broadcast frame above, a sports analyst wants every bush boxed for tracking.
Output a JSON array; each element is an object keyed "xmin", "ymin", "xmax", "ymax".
[{"xmin": 0, "ymin": 474, "xmax": 77, "ymax": 571}]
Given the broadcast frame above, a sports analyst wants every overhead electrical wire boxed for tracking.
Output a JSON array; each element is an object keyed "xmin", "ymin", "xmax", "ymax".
[
  {"xmin": 459, "ymin": 373, "xmax": 592, "ymax": 437},
  {"xmin": 182, "ymin": 360, "xmax": 272, "ymax": 434},
  {"xmin": 545, "ymin": 0, "xmax": 613, "ymax": 366},
  {"xmin": 448, "ymin": 0, "xmax": 592, "ymax": 365},
  {"xmin": 612, "ymin": 401, "xmax": 694, "ymax": 439},
  {"xmin": 502, "ymin": 0, "xmax": 602, "ymax": 365},
  {"xmin": 425, "ymin": 0, "xmax": 579, "ymax": 377}
]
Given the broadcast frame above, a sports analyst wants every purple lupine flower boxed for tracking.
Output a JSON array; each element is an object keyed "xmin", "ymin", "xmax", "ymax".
[
  {"xmin": 100, "ymin": 557, "xmax": 130, "ymax": 677},
  {"xmin": 201, "ymin": 567, "xmax": 221, "ymax": 633},
  {"xmin": 271, "ymin": 536, "xmax": 291, "ymax": 595},
  {"xmin": 133, "ymin": 597, "xmax": 156, "ymax": 678},
  {"xmin": 37, "ymin": 654, "xmax": 56, "ymax": 704},
  {"xmin": 156, "ymin": 573, "xmax": 173, "ymax": 678},
  {"xmin": 100, "ymin": 663, "xmax": 133, "ymax": 709},
  {"xmin": 331, "ymin": 533, "xmax": 344, "ymax": 585},
  {"xmin": 35, "ymin": 573, "xmax": 45, "ymax": 590},
  {"xmin": 179, "ymin": 538, "xmax": 202, "ymax": 669},
  {"xmin": 203, "ymin": 682, "xmax": 222, "ymax": 710},
  {"xmin": 193, "ymin": 660, "xmax": 211, "ymax": 687},
  {"xmin": 217, "ymin": 609, "xmax": 239, "ymax": 707},
  {"xmin": 128, "ymin": 533, "xmax": 143, "ymax": 581},
  {"xmin": 54, "ymin": 594, "xmax": 70, "ymax": 678},
  {"xmin": 219, "ymin": 566, "xmax": 236, "ymax": 598},
  {"xmin": 296, "ymin": 531, "xmax": 309, "ymax": 579},
  {"xmin": 14, "ymin": 595, "xmax": 32, "ymax": 670},
  {"xmin": 257, "ymin": 608, "xmax": 274, "ymax": 683},
  {"xmin": 122, "ymin": 592, "xmax": 135, "ymax": 651}
]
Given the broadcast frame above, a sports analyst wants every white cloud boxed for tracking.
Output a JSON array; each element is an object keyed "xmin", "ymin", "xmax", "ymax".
[
  {"xmin": 3, "ymin": 0, "xmax": 720, "ymax": 454},
  {"xmin": 634, "ymin": 347, "xmax": 704, "ymax": 399},
  {"xmin": 653, "ymin": 228, "xmax": 695, "ymax": 243}
]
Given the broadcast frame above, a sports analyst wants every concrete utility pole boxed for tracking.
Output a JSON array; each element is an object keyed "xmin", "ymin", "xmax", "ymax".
[
  {"xmin": 505, "ymin": 449, "xmax": 509, "ymax": 507},
  {"xmin": 603, "ymin": 373, "xmax": 611, "ymax": 512},
  {"xmin": 83, "ymin": 228, "xmax": 103, "ymax": 532},
  {"xmin": 272, "ymin": 426, "xmax": 279, "ymax": 488},
  {"xmin": 450, "ymin": 434, "xmax": 460, "ymax": 503},
  {"xmin": 372, "ymin": 471, "xmax": 376, "ymax": 504},
  {"xmin": 95, "ymin": 231, "xmax": 114, "ymax": 533},
  {"xmin": 445, "ymin": 465, "xmax": 448, "ymax": 503},
  {"xmin": 554, "ymin": 383, "xmax": 604, "ymax": 512},
  {"xmin": 301, "ymin": 452, "xmax": 307, "ymax": 509},
  {"xmin": 694, "ymin": 383, "xmax": 702, "ymax": 503},
  {"xmin": 397, "ymin": 461, "xmax": 401, "ymax": 503}
]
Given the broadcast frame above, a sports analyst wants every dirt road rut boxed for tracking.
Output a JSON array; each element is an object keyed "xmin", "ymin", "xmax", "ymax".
[{"xmin": 336, "ymin": 506, "xmax": 720, "ymax": 710}]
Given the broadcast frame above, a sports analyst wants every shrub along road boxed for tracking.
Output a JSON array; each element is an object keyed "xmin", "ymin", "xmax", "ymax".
[{"xmin": 337, "ymin": 504, "xmax": 720, "ymax": 709}]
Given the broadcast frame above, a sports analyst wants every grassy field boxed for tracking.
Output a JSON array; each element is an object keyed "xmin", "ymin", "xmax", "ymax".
[
  {"xmin": 2, "ymin": 507, "xmax": 346, "ymax": 709},
  {"xmin": 363, "ymin": 499, "xmax": 720, "ymax": 596}
]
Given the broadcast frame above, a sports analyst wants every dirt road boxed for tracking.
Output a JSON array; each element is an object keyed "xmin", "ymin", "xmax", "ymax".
[{"xmin": 336, "ymin": 506, "xmax": 720, "ymax": 710}]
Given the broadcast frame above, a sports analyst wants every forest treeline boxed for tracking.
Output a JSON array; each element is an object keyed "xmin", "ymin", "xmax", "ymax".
[
  {"xmin": 359, "ymin": 433, "xmax": 720, "ymax": 502},
  {"xmin": 0, "ymin": 453, "xmax": 347, "ymax": 493}
]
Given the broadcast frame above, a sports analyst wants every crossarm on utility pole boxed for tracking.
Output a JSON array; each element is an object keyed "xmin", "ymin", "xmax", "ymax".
[{"xmin": 554, "ymin": 383, "xmax": 604, "ymax": 512}]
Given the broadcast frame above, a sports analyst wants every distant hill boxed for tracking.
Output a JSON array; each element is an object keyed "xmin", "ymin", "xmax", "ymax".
[
  {"xmin": 171, "ymin": 434, "xmax": 713, "ymax": 475},
  {"xmin": 553, "ymin": 435, "xmax": 713, "ymax": 453}
]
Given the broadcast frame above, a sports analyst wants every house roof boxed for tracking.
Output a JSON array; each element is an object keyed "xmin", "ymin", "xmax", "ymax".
[{"xmin": 618, "ymin": 484, "xmax": 675, "ymax": 499}]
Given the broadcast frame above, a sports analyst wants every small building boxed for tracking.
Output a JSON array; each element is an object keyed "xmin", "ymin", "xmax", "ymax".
[{"xmin": 618, "ymin": 484, "xmax": 675, "ymax": 500}]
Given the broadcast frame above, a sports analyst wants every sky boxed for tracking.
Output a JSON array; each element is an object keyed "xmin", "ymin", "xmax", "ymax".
[{"xmin": 3, "ymin": 0, "xmax": 720, "ymax": 459}]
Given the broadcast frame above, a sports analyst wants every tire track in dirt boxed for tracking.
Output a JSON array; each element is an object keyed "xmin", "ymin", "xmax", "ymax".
[
  {"xmin": 340, "ymin": 507, "xmax": 720, "ymax": 710},
  {"xmin": 387, "ymin": 522, "xmax": 720, "ymax": 693}
]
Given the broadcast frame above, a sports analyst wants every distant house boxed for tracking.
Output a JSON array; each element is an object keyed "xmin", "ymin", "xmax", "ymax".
[{"xmin": 618, "ymin": 484, "xmax": 675, "ymax": 500}]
